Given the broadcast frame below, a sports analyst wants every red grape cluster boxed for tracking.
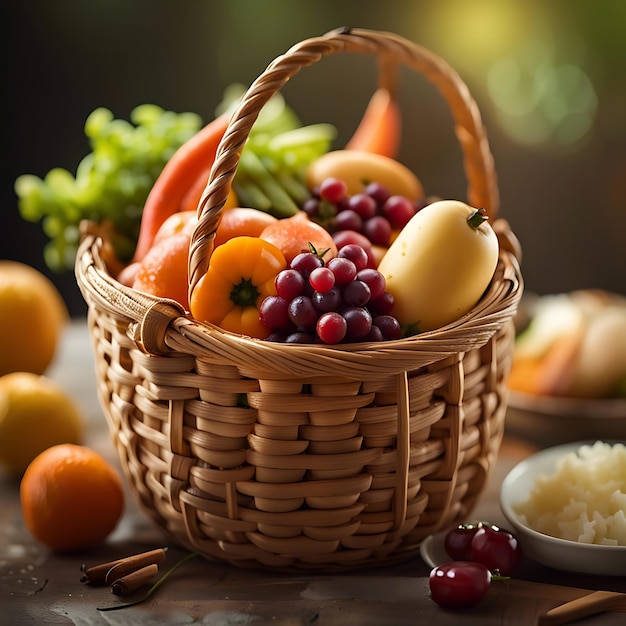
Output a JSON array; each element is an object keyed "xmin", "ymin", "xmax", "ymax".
[
  {"xmin": 429, "ymin": 521, "xmax": 522, "ymax": 609},
  {"xmin": 302, "ymin": 177, "xmax": 425, "ymax": 248},
  {"xmin": 259, "ymin": 244, "xmax": 402, "ymax": 344}
]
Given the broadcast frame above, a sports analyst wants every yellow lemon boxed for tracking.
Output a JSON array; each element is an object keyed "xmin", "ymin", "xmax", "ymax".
[
  {"xmin": 0, "ymin": 372, "xmax": 83, "ymax": 476},
  {"xmin": 0, "ymin": 261, "xmax": 69, "ymax": 376}
]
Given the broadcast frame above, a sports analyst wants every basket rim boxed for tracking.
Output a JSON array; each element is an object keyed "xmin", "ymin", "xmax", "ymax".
[{"xmin": 76, "ymin": 229, "xmax": 522, "ymax": 378}]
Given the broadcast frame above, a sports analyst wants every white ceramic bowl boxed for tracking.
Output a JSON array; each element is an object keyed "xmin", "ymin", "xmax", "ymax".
[{"xmin": 500, "ymin": 441, "xmax": 626, "ymax": 576}]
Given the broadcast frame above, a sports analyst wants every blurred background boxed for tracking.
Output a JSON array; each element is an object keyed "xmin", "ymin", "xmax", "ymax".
[{"xmin": 3, "ymin": 0, "xmax": 625, "ymax": 317}]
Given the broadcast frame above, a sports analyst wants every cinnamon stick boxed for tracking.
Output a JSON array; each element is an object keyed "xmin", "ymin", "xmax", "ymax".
[
  {"xmin": 80, "ymin": 547, "xmax": 167, "ymax": 585},
  {"xmin": 110, "ymin": 563, "xmax": 159, "ymax": 596}
]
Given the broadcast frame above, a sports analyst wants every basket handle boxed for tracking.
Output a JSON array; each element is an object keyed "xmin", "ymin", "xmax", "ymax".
[{"xmin": 189, "ymin": 27, "xmax": 500, "ymax": 296}]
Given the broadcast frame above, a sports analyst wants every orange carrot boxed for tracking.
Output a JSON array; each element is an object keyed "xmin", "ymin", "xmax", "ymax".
[
  {"xmin": 345, "ymin": 86, "xmax": 401, "ymax": 158},
  {"xmin": 180, "ymin": 165, "xmax": 213, "ymax": 214},
  {"xmin": 132, "ymin": 112, "xmax": 230, "ymax": 263}
]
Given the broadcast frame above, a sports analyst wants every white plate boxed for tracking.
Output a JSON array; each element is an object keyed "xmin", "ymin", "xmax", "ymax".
[
  {"xmin": 419, "ymin": 531, "xmax": 449, "ymax": 569},
  {"xmin": 500, "ymin": 441, "xmax": 626, "ymax": 576}
]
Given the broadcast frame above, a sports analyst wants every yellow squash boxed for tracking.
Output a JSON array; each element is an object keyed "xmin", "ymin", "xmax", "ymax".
[
  {"xmin": 306, "ymin": 150, "xmax": 423, "ymax": 199},
  {"xmin": 377, "ymin": 200, "xmax": 499, "ymax": 333}
]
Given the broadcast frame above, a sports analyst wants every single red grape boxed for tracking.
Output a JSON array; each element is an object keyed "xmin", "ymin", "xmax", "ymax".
[
  {"xmin": 369, "ymin": 292, "xmax": 395, "ymax": 316},
  {"xmin": 364, "ymin": 181, "xmax": 390, "ymax": 206},
  {"xmin": 275, "ymin": 269, "xmax": 305, "ymax": 300},
  {"xmin": 302, "ymin": 197, "xmax": 320, "ymax": 219},
  {"xmin": 356, "ymin": 268, "xmax": 386, "ymax": 300},
  {"xmin": 312, "ymin": 288, "xmax": 342, "ymax": 313},
  {"xmin": 259, "ymin": 295, "xmax": 290, "ymax": 329},
  {"xmin": 362, "ymin": 324, "xmax": 384, "ymax": 342},
  {"xmin": 337, "ymin": 243, "xmax": 369, "ymax": 271},
  {"xmin": 363, "ymin": 215, "xmax": 392, "ymax": 246},
  {"xmin": 319, "ymin": 177, "xmax": 348, "ymax": 203},
  {"xmin": 429, "ymin": 562, "xmax": 491, "ymax": 609},
  {"xmin": 335, "ymin": 209, "xmax": 364, "ymax": 233},
  {"xmin": 332, "ymin": 230, "xmax": 376, "ymax": 267},
  {"xmin": 383, "ymin": 195, "xmax": 417, "ymax": 228},
  {"xmin": 342, "ymin": 307, "xmax": 372, "ymax": 341},
  {"xmin": 343, "ymin": 279, "xmax": 371, "ymax": 307},
  {"xmin": 444, "ymin": 522, "xmax": 483, "ymax": 561},
  {"xmin": 291, "ymin": 252, "xmax": 323, "ymax": 277},
  {"xmin": 347, "ymin": 193, "xmax": 377, "ymax": 220},
  {"xmin": 317, "ymin": 312, "xmax": 347, "ymax": 344},
  {"xmin": 287, "ymin": 295, "xmax": 319, "ymax": 330},
  {"xmin": 285, "ymin": 331, "xmax": 315, "ymax": 343},
  {"xmin": 372, "ymin": 315, "xmax": 402, "ymax": 340},
  {"xmin": 309, "ymin": 267, "xmax": 335, "ymax": 293},
  {"xmin": 327, "ymin": 257, "xmax": 357, "ymax": 286},
  {"xmin": 470, "ymin": 524, "xmax": 522, "ymax": 576}
]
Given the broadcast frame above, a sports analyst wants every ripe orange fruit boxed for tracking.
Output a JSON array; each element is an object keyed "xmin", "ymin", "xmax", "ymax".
[
  {"xmin": 20, "ymin": 443, "xmax": 124, "ymax": 553},
  {"xmin": 259, "ymin": 212, "xmax": 337, "ymax": 263},
  {"xmin": 132, "ymin": 232, "xmax": 190, "ymax": 309},
  {"xmin": 214, "ymin": 207, "xmax": 278, "ymax": 248},
  {"xmin": 0, "ymin": 261, "xmax": 68, "ymax": 376},
  {"xmin": 0, "ymin": 372, "xmax": 83, "ymax": 476}
]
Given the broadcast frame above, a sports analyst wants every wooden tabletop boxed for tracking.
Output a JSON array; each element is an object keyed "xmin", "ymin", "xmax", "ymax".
[{"xmin": 1, "ymin": 321, "xmax": 624, "ymax": 625}]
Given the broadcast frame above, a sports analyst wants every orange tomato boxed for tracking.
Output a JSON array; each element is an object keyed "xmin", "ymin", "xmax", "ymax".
[
  {"xmin": 116, "ymin": 261, "xmax": 141, "ymax": 287},
  {"xmin": 20, "ymin": 443, "xmax": 124, "ymax": 552},
  {"xmin": 132, "ymin": 232, "xmax": 190, "ymax": 309},
  {"xmin": 259, "ymin": 212, "xmax": 337, "ymax": 264},
  {"xmin": 214, "ymin": 208, "xmax": 278, "ymax": 248},
  {"xmin": 153, "ymin": 210, "xmax": 197, "ymax": 245},
  {"xmin": 153, "ymin": 205, "xmax": 275, "ymax": 249},
  {"xmin": 119, "ymin": 211, "xmax": 196, "ymax": 287}
]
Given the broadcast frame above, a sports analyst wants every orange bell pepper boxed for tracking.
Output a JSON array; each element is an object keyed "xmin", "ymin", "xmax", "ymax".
[{"xmin": 189, "ymin": 236, "xmax": 286, "ymax": 339}]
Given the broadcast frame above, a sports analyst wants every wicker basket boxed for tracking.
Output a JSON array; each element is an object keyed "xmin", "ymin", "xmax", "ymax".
[{"xmin": 75, "ymin": 27, "xmax": 523, "ymax": 571}]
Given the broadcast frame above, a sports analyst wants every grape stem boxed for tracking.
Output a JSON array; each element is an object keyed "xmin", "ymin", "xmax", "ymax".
[{"xmin": 308, "ymin": 242, "xmax": 332, "ymax": 261}]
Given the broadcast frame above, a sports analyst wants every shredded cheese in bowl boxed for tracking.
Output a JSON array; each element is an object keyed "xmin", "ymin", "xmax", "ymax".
[{"xmin": 513, "ymin": 441, "xmax": 626, "ymax": 546}]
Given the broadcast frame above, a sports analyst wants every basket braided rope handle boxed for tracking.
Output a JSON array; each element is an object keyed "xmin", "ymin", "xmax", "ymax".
[
  {"xmin": 189, "ymin": 26, "xmax": 503, "ymax": 296},
  {"xmin": 187, "ymin": 28, "xmax": 507, "ymax": 534}
]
